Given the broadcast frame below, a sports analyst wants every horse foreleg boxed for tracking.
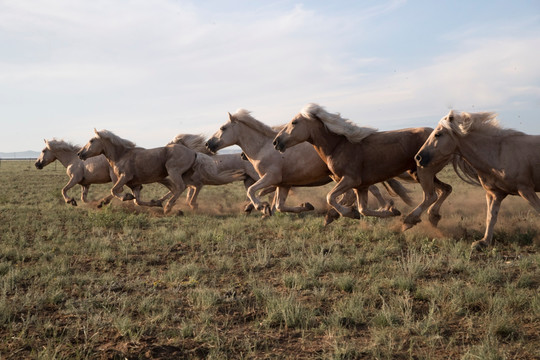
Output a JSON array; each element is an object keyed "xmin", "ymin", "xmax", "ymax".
[
  {"xmin": 62, "ymin": 176, "xmax": 81, "ymax": 206},
  {"xmin": 518, "ymin": 186, "xmax": 540, "ymax": 213},
  {"xmin": 111, "ymin": 174, "xmax": 133, "ymax": 201},
  {"xmin": 247, "ymin": 174, "xmax": 280, "ymax": 216},
  {"xmin": 273, "ymin": 186, "xmax": 315, "ymax": 214},
  {"xmin": 356, "ymin": 188, "xmax": 401, "ymax": 218},
  {"xmin": 327, "ymin": 177, "xmax": 359, "ymax": 219},
  {"xmin": 472, "ymin": 190, "xmax": 507, "ymax": 250},
  {"xmin": 402, "ymin": 169, "xmax": 439, "ymax": 231},
  {"xmin": 426, "ymin": 176, "xmax": 452, "ymax": 227}
]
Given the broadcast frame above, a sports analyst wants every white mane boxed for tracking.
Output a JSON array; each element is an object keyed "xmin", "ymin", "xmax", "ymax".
[
  {"xmin": 96, "ymin": 129, "xmax": 137, "ymax": 148},
  {"xmin": 439, "ymin": 110, "xmax": 522, "ymax": 137},
  {"xmin": 300, "ymin": 103, "xmax": 377, "ymax": 143},
  {"xmin": 231, "ymin": 109, "xmax": 279, "ymax": 137},
  {"xmin": 168, "ymin": 133, "xmax": 212, "ymax": 154},
  {"xmin": 45, "ymin": 139, "xmax": 81, "ymax": 153}
]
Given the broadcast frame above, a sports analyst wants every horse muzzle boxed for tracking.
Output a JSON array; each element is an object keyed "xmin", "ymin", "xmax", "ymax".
[
  {"xmin": 273, "ymin": 137, "xmax": 286, "ymax": 153},
  {"xmin": 415, "ymin": 150, "xmax": 431, "ymax": 167},
  {"xmin": 35, "ymin": 161, "xmax": 43, "ymax": 170},
  {"xmin": 77, "ymin": 150, "xmax": 87, "ymax": 161},
  {"xmin": 205, "ymin": 139, "xmax": 219, "ymax": 154}
]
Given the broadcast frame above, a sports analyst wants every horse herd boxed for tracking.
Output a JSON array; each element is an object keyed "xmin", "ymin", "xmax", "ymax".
[{"xmin": 35, "ymin": 103, "xmax": 540, "ymax": 250}]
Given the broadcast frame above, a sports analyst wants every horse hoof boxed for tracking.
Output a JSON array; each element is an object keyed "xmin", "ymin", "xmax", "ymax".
[
  {"xmin": 301, "ymin": 202, "xmax": 315, "ymax": 211},
  {"xmin": 123, "ymin": 194, "xmax": 135, "ymax": 201},
  {"xmin": 244, "ymin": 203, "xmax": 254, "ymax": 214},
  {"xmin": 390, "ymin": 207, "xmax": 401, "ymax": 216},
  {"xmin": 471, "ymin": 240, "xmax": 488, "ymax": 251},
  {"xmin": 429, "ymin": 213, "xmax": 442, "ymax": 227},
  {"xmin": 401, "ymin": 220, "xmax": 419, "ymax": 231},
  {"xmin": 68, "ymin": 199, "xmax": 77, "ymax": 206},
  {"xmin": 352, "ymin": 208, "xmax": 361, "ymax": 219},
  {"xmin": 176, "ymin": 210, "xmax": 184, "ymax": 216}
]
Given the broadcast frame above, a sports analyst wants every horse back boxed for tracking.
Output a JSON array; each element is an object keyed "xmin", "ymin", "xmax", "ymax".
[{"xmin": 330, "ymin": 127, "xmax": 431, "ymax": 184}]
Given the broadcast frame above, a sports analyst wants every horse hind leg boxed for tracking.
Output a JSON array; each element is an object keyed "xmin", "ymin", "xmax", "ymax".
[
  {"xmin": 274, "ymin": 186, "xmax": 314, "ymax": 214},
  {"xmin": 81, "ymin": 185, "xmax": 90, "ymax": 203},
  {"xmin": 355, "ymin": 188, "xmax": 401, "ymax": 218}
]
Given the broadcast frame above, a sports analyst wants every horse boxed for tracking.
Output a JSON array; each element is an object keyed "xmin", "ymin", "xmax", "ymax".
[
  {"xmin": 167, "ymin": 133, "xmax": 260, "ymax": 211},
  {"xmin": 273, "ymin": 103, "xmax": 452, "ymax": 223},
  {"xmin": 35, "ymin": 139, "xmax": 115, "ymax": 207},
  {"xmin": 78, "ymin": 129, "xmax": 244, "ymax": 214},
  {"xmin": 414, "ymin": 110, "xmax": 540, "ymax": 249},
  {"xmin": 206, "ymin": 109, "xmax": 414, "ymax": 220}
]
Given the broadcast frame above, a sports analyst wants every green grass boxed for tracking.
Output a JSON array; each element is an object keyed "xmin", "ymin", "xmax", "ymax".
[{"xmin": 0, "ymin": 160, "xmax": 539, "ymax": 359}]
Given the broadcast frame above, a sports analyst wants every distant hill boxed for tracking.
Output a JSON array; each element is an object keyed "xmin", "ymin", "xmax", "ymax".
[{"xmin": 0, "ymin": 151, "xmax": 40, "ymax": 159}]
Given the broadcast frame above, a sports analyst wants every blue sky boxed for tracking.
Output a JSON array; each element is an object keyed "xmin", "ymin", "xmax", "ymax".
[{"xmin": 1, "ymin": 0, "xmax": 539, "ymax": 152}]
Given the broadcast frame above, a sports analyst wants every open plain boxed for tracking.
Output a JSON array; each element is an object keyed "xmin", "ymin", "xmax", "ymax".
[{"xmin": 0, "ymin": 160, "xmax": 538, "ymax": 359}]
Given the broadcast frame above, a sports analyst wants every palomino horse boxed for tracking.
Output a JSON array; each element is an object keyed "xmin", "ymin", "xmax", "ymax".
[
  {"xmin": 273, "ymin": 103, "xmax": 452, "ymax": 223},
  {"xmin": 414, "ymin": 110, "xmax": 540, "ymax": 249},
  {"xmin": 168, "ymin": 134, "xmax": 260, "ymax": 211},
  {"xmin": 78, "ymin": 129, "xmax": 243, "ymax": 214},
  {"xmin": 206, "ymin": 109, "xmax": 413, "ymax": 219},
  {"xmin": 35, "ymin": 139, "xmax": 115, "ymax": 207}
]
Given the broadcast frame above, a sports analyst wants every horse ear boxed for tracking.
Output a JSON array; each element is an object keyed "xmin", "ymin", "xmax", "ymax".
[
  {"xmin": 227, "ymin": 112, "xmax": 235, "ymax": 122},
  {"xmin": 447, "ymin": 110, "xmax": 455, "ymax": 122},
  {"xmin": 94, "ymin": 128, "xmax": 100, "ymax": 137},
  {"xmin": 43, "ymin": 139, "xmax": 47, "ymax": 144}
]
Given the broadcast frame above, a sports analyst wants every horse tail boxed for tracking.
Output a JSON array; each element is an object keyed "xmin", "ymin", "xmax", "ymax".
[
  {"xmin": 382, "ymin": 178, "xmax": 414, "ymax": 207},
  {"xmin": 192, "ymin": 153, "xmax": 246, "ymax": 185},
  {"xmin": 452, "ymin": 155, "xmax": 481, "ymax": 186}
]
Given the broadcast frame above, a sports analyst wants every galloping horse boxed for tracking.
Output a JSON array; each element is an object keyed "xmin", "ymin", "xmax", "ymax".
[
  {"xmin": 78, "ymin": 129, "xmax": 243, "ymax": 214},
  {"xmin": 273, "ymin": 103, "xmax": 452, "ymax": 223},
  {"xmin": 35, "ymin": 139, "xmax": 115, "ymax": 207},
  {"xmin": 206, "ymin": 109, "xmax": 413, "ymax": 219},
  {"xmin": 414, "ymin": 110, "xmax": 540, "ymax": 249},
  {"xmin": 168, "ymin": 134, "xmax": 260, "ymax": 210}
]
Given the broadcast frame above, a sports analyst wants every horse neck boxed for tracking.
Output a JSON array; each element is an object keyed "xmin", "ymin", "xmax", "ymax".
[
  {"xmin": 456, "ymin": 133, "xmax": 503, "ymax": 173},
  {"xmin": 235, "ymin": 124, "xmax": 273, "ymax": 158},
  {"xmin": 52, "ymin": 149, "xmax": 80, "ymax": 168},
  {"xmin": 309, "ymin": 125, "xmax": 343, "ymax": 159},
  {"xmin": 101, "ymin": 139, "xmax": 128, "ymax": 163}
]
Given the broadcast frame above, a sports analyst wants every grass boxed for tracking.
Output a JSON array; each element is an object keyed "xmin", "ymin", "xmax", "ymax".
[{"xmin": 0, "ymin": 160, "xmax": 538, "ymax": 359}]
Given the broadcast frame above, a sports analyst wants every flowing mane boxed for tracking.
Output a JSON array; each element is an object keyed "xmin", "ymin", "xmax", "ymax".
[
  {"xmin": 232, "ymin": 109, "xmax": 279, "ymax": 137},
  {"xmin": 45, "ymin": 139, "xmax": 81, "ymax": 153},
  {"xmin": 300, "ymin": 103, "xmax": 377, "ymax": 143},
  {"xmin": 96, "ymin": 129, "xmax": 137, "ymax": 148},
  {"xmin": 168, "ymin": 134, "xmax": 212, "ymax": 154},
  {"xmin": 440, "ymin": 110, "xmax": 523, "ymax": 137}
]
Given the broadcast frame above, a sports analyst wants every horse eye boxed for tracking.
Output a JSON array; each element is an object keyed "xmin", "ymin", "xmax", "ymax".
[
  {"xmin": 434, "ymin": 133, "xmax": 442, "ymax": 138},
  {"xmin": 292, "ymin": 120, "xmax": 298, "ymax": 125},
  {"xmin": 220, "ymin": 126, "xmax": 226, "ymax": 131}
]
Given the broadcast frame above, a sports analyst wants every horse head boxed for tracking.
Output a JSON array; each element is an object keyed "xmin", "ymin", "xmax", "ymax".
[
  {"xmin": 273, "ymin": 112, "xmax": 312, "ymax": 153},
  {"xmin": 415, "ymin": 111, "xmax": 458, "ymax": 168},
  {"xmin": 206, "ymin": 113, "xmax": 238, "ymax": 153},
  {"xmin": 78, "ymin": 129, "xmax": 104, "ymax": 161}
]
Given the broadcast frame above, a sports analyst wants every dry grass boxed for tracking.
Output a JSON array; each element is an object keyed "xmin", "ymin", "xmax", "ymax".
[{"xmin": 0, "ymin": 160, "xmax": 538, "ymax": 359}]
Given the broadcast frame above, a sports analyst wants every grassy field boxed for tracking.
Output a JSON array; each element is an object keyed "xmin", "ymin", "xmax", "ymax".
[{"xmin": 0, "ymin": 160, "xmax": 538, "ymax": 359}]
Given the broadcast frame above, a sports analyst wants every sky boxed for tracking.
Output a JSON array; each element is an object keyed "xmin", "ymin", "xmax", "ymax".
[{"xmin": 1, "ymin": 0, "xmax": 539, "ymax": 152}]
